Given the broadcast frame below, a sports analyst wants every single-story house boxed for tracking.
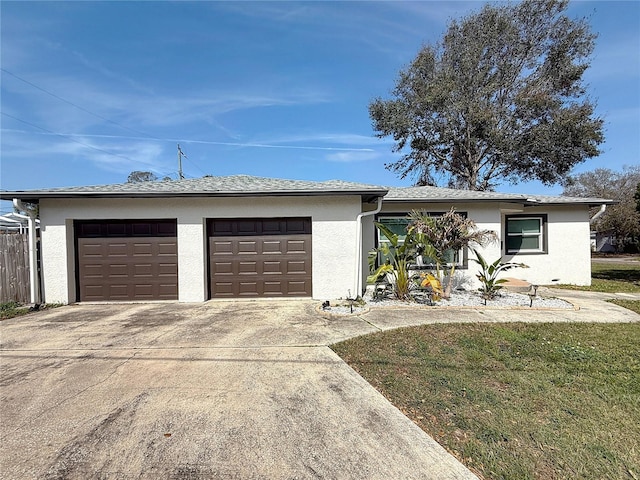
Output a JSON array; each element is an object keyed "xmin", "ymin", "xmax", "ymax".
[{"xmin": 0, "ymin": 175, "xmax": 615, "ymax": 304}]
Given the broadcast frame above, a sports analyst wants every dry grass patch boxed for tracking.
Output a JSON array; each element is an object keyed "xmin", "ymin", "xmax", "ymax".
[{"xmin": 332, "ymin": 322, "xmax": 640, "ymax": 480}]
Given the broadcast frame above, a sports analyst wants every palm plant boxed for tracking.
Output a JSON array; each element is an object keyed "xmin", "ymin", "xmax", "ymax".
[
  {"xmin": 408, "ymin": 208, "xmax": 497, "ymax": 298},
  {"xmin": 368, "ymin": 222, "xmax": 436, "ymax": 300},
  {"xmin": 471, "ymin": 249, "xmax": 528, "ymax": 302}
]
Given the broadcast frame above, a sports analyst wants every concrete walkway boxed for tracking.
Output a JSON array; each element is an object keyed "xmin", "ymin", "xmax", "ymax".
[{"xmin": 1, "ymin": 291, "xmax": 638, "ymax": 480}]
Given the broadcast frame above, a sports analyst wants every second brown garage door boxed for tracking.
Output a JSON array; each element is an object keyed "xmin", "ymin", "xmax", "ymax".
[{"xmin": 208, "ymin": 218, "xmax": 312, "ymax": 298}]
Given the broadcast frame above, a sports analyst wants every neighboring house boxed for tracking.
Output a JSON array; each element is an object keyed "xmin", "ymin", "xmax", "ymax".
[
  {"xmin": 0, "ymin": 175, "xmax": 615, "ymax": 304},
  {"xmin": 591, "ymin": 230, "xmax": 617, "ymax": 253}
]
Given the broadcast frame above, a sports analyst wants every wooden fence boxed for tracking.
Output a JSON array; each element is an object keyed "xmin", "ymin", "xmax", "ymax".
[{"xmin": 0, "ymin": 233, "xmax": 30, "ymax": 303}]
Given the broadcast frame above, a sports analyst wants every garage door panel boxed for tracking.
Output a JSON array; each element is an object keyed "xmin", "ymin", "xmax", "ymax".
[
  {"xmin": 76, "ymin": 220, "xmax": 178, "ymax": 302},
  {"xmin": 82, "ymin": 243, "xmax": 103, "ymax": 257},
  {"xmin": 263, "ymin": 261, "xmax": 283, "ymax": 274},
  {"xmin": 157, "ymin": 242, "xmax": 178, "ymax": 256},
  {"xmin": 287, "ymin": 280, "xmax": 310, "ymax": 295},
  {"xmin": 107, "ymin": 243, "xmax": 128, "ymax": 256},
  {"xmin": 133, "ymin": 264, "xmax": 153, "ymax": 277},
  {"xmin": 108, "ymin": 264, "xmax": 129, "ymax": 278},
  {"xmin": 238, "ymin": 281, "xmax": 260, "ymax": 296},
  {"xmin": 208, "ymin": 218, "xmax": 311, "ymax": 298},
  {"xmin": 83, "ymin": 264, "xmax": 104, "ymax": 278},
  {"xmin": 211, "ymin": 261, "xmax": 234, "ymax": 275},
  {"xmin": 286, "ymin": 240, "xmax": 308, "ymax": 254},
  {"xmin": 262, "ymin": 240, "xmax": 283, "ymax": 254},
  {"xmin": 286, "ymin": 260, "xmax": 308, "ymax": 273},
  {"xmin": 133, "ymin": 243, "xmax": 153, "ymax": 256},
  {"xmin": 211, "ymin": 282, "xmax": 234, "ymax": 297},
  {"xmin": 158, "ymin": 263, "xmax": 178, "ymax": 276},
  {"xmin": 264, "ymin": 282, "xmax": 284, "ymax": 294},
  {"xmin": 133, "ymin": 284, "xmax": 154, "ymax": 297},
  {"xmin": 238, "ymin": 240, "xmax": 259, "ymax": 254}
]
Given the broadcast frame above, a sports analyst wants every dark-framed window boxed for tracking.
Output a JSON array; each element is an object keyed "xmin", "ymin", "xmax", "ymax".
[
  {"xmin": 505, "ymin": 214, "xmax": 547, "ymax": 254},
  {"xmin": 376, "ymin": 214, "xmax": 465, "ymax": 267}
]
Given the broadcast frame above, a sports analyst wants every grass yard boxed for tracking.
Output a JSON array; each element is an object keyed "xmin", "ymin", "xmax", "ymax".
[
  {"xmin": 0, "ymin": 301, "xmax": 28, "ymax": 320},
  {"xmin": 0, "ymin": 302, "xmax": 60, "ymax": 320},
  {"xmin": 609, "ymin": 299, "xmax": 640, "ymax": 315},
  {"xmin": 332, "ymin": 322, "xmax": 640, "ymax": 480},
  {"xmin": 556, "ymin": 260, "xmax": 640, "ymax": 294}
]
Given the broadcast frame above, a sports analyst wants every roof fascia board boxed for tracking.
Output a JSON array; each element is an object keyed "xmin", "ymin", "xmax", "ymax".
[{"xmin": 1, "ymin": 189, "xmax": 389, "ymax": 202}]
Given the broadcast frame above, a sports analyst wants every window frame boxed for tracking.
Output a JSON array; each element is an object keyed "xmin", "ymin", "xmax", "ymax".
[
  {"xmin": 375, "ymin": 213, "xmax": 468, "ymax": 269},
  {"xmin": 504, "ymin": 214, "xmax": 548, "ymax": 255}
]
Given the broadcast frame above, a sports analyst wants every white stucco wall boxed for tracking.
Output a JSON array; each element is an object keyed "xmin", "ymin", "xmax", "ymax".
[
  {"xmin": 503, "ymin": 206, "xmax": 592, "ymax": 286},
  {"xmin": 369, "ymin": 201, "xmax": 592, "ymax": 290},
  {"xmin": 38, "ymin": 195, "xmax": 363, "ymax": 303}
]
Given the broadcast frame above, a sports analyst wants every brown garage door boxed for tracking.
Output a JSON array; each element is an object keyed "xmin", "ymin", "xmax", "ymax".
[
  {"xmin": 75, "ymin": 220, "xmax": 178, "ymax": 301},
  {"xmin": 208, "ymin": 218, "xmax": 312, "ymax": 298}
]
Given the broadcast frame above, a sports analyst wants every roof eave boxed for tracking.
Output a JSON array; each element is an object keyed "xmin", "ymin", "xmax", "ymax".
[
  {"xmin": 383, "ymin": 197, "xmax": 524, "ymax": 203},
  {"xmin": 382, "ymin": 196, "xmax": 618, "ymax": 207},
  {"xmin": 0, "ymin": 189, "xmax": 389, "ymax": 202}
]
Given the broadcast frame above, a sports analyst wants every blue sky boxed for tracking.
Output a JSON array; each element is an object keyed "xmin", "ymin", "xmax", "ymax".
[{"xmin": 1, "ymin": 1, "xmax": 638, "ymax": 209}]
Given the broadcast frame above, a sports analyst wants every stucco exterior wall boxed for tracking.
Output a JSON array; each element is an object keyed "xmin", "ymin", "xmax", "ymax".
[
  {"xmin": 503, "ymin": 206, "xmax": 592, "ymax": 286},
  {"xmin": 370, "ymin": 202, "xmax": 592, "ymax": 290},
  {"xmin": 38, "ymin": 195, "xmax": 363, "ymax": 303}
]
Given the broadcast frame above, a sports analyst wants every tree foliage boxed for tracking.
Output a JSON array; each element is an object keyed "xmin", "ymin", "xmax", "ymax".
[
  {"xmin": 564, "ymin": 166, "xmax": 640, "ymax": 251},
  {"xmin": 369, "ymin": 0, "xmax": 603, "ymax": 191},
  {"xmin": 127, "ymin": 171, "xmax": 159, "ymax": 183}
]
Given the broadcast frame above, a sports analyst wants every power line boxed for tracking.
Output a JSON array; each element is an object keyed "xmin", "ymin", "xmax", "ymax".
[
  {"xmin": 2, "ymin": 68, "xmax": 209, "ymax": 176},
  {"xmin": 1, "ymin": 67, "xmax": 154, "ymax": 140},
  {"xmin": 1, "ymin": 128, "xmax": 375, "ymax": 152},
  {"xmin": 1, "ymin": 112, "xmax": 144, "ymax": 166}
]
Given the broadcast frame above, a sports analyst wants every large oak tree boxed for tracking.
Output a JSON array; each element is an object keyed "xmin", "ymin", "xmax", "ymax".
[{"xmin": 370, "ymin": 0, "xmax": 604, "ymax": 191}]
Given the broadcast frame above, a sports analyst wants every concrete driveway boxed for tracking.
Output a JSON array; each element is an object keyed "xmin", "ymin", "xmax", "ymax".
[
  {"xmin": 1, "ymin": 301, "xmax": 476, "ymax": 480},
  {"xmin": 2, "ymin": 294, "xmax": 638, "ymax": 479}
]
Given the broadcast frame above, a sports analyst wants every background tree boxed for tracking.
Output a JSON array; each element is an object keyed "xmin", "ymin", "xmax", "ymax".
[
  {"xmin": 369, "ymin": 0, "xmax": 603, "ymax": 191},
  {"xmin": 563, "ymin": 166, "xmax": 640, "ymax": 252},
  {"xmin": 127, "ymin": 171, "xmax": 159, "ymax": 183}
]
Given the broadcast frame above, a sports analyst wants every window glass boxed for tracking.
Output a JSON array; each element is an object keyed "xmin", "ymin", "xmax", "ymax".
[
  {"xmin": 377, "ymin": 216, "xmax": 461, "ymax": 266},
  {"xmin": 508, "ymin": 218, "xmax": 540, "ymax": 235},
  {"xmin": 506, "ymin": 216, "xmax": 543, "ymax": 253},
  {"xmin": 378, "ymin": 217, "xmax": 410, "ymax": 241}
]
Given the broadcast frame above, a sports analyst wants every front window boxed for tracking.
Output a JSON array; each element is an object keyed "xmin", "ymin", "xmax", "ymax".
[
  {"xmin": 376, "ymin": 215, "xmax": 463, "ymax": 267},
  {"xmin": 505, "ymin": 215, "xmax": 547, "ymax": 254}
]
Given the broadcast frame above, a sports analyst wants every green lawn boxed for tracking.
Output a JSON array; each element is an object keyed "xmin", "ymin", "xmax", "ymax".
[
  {"xmin": 332, "ymin": 323, "xmax": 640, "ymax": 480},
  {"xmin": 0, "ymin": 302, "xmax": 60, "ymax": 320},
  {"xmin": 555, "ymin": 260, "xmax": 640, "ymax": 294},
  {"xmin": 0, "ymin": 301, "xmax": 27, "ymax": 320}
]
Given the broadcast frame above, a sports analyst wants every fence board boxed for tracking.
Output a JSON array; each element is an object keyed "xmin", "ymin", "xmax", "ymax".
[{"xmin": 0, "ymin": 234, "xmax": 30, "ymax": 303}]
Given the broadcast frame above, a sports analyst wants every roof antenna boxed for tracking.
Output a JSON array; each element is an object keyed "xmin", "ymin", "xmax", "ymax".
[{"xmin": 177, "ymin": 144, "xmax": 186, "ymax": 180}]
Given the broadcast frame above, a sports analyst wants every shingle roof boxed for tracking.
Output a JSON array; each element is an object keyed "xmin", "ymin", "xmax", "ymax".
[
  {"xmin": 0, "ymin": 175, "xmax": 615, "ymax": 206},
  {"xmin": 384, "ymin": 185, "xmax": 615, "ymax": 206},
  {"xmin": 0, "ymin": 175, "xmax": 389, "ymax": 202}
]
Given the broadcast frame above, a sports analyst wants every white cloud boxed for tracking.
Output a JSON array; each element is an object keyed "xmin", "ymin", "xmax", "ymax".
[
  {"xmin": 325, "ymin": 151, "xmax": 381, "ymax": 163},
  {"xmin": 1, "ymin": 128, "xmax": 171, "ymax": 177}
]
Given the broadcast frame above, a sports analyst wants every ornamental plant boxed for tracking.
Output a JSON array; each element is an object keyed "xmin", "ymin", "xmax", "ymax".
[
  {"xmin": 471, "ymin": 249, "xmax": 528, "ymax": 302},
  {"xmin": 409, "ymin": 208, "xmax": 497, "ymax": 298}
]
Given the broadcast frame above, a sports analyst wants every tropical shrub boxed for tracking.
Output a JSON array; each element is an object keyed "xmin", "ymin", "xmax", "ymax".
[
  {"xmin": 471, "ymin": 249, "xmax": 528, "ymax": 302},
  {"xmin": 368, "ymin": 222, "xmax": 421, "ymax": 300}
]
